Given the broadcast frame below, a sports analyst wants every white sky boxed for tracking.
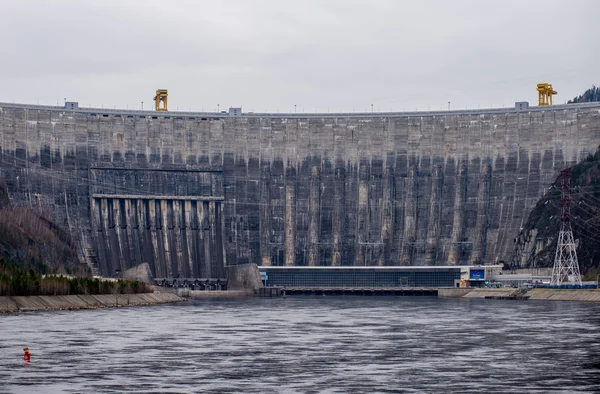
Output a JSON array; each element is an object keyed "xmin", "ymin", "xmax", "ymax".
[{"xmin": 1, "ymin": 0, "xmax": 598, "ymax": 112}]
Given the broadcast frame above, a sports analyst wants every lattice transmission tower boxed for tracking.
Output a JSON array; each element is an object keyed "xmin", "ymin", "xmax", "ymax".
[{"xmin": 550, "ymin": 169, "xmax": 582, "ymax": 286}]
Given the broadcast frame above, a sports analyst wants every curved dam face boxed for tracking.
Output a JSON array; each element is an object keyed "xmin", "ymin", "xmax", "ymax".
[{"xmin": 0, "ymin": 102, "xmax": 599, "ymax": 276}]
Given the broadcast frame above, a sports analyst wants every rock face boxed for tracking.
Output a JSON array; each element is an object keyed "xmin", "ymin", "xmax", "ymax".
[
  {"xmin": 0, "ymin": 181, "xmax": 80, "ymax": 271},
  {"xmin": 0, "ymin": 102, "xmax": 599, "ymax": 277},
  {"xmin": 514, "ymin": 148, "xmax": 600, "ymax": 273}
]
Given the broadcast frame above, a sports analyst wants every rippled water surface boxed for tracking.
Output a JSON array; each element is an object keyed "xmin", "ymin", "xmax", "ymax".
[{"xmin": 1, "ymin": 296, "xmax": 600, "ymax": 393}]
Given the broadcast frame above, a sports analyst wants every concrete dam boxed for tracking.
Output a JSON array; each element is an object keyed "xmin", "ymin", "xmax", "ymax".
[{"xmin": 0, "ymin": 101, "xmax": 599, "ymax": 278}]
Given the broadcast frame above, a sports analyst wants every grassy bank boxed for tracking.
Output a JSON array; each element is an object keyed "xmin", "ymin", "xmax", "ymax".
[{"xmin": 0, "ymin": 259, "xmax": 150, "ymax": 297}]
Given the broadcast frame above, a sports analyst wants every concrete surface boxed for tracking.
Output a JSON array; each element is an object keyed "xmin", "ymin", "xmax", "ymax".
[
  {"xmin": 1, "ymin": 102, "xmax": 600, "ymax": 276},
  {"xmin": 122, "ymin": 263, "xmax": 153, "ymax": 283},
  {"xmin": 189, "ymin": 290, "xmax": 254, "ymax": 298},
  {"xmin": 459, "ymin": 288, "xmax": 518, "ymax": 298},
  {"xmin": 225, "ymin": 263, "xmax": 263, "ymax": 292},
  {"xmin": 527, "ymin": 288, "xmax": 600, "ymax": 302},
  {"xmin": 440, "ymin": 287, "xmax": 600, "ymax": 302},
  {"xmin": 0, "ymin": 296, "xmax": 18, "ymax": 312},
  {"xmin": 437, "ymin": 288, "xmax": 473, "ymax": 298},
  {"xmin": 0, "ymin": 292, "xmax": 182, "ymax": 313}
]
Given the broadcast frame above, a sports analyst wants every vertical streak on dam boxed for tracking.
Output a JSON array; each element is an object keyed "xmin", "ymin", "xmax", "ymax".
[
  {"xmin": 331, "ymin": 166, "xmax": 345, "ymax": 266},
  {"xmin": 425, "ymin": 165, "xmax": 443, "ymax": 265},
  {"xmin": 259, "ymin": 165, "xmax": 272, "ymax": 266},
  {"xmin": 401, "ymin": 165, "xmax": 418, "ymax": 265},
  {"xmin": 381, "ymin": 166, "xmax": 395, "ymax": 267},
  {"xmin": 448, "ymin": 162, "xmax": 468, "ymax": 264},
  {"xmin": 356, "ymin": 163, "xmax": 369, "ymax": 266},
  {"xmin": 1, "ymin": 102, "xmax": 600, "ymax": 275},
  {"xmin": 470, "ymin": 163, "xmax": 492, "ymax": 264},
  {"xmin": 308, "ymin": 165, "xmax": 320, "ymax": 266},
  {"xmin": 285, "ymin": 165, "xmax": 296, "ymax": 266}
]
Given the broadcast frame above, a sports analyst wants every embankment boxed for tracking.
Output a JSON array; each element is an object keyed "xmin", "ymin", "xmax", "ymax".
[
  {"xmin": 439, "ymin": 287, "xmax": 600, "ymax": 302},
  {"xmin": 188, "ymin": 290, "xmax": 254, "ymax": 298},
  {"xmin": 527, "ymin": 288, "xmax": 600, "ymax": 302},
  {"xmin": 0, "ymin": 292, "xmax": 182, "ymax": 313}
]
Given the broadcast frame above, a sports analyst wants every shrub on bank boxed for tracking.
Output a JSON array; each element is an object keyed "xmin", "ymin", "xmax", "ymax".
[{"xmin": 0, "ymin": 259, "xmax": 151, "ymax": 296}]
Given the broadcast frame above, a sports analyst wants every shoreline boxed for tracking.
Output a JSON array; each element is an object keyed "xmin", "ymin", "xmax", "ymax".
[
  {"xmin": 0, "ymin": 292, "xmax": 183, "ymax": 313},
  {"xmin": 188, "ymin": 290, "xmax": 255, "ymax": 298},
  {"xmin": 3, "ymin": 288, "xmax": 599, "ymax": 312},
  {"xmin": 439, "ymin": 287, "xmax": 600, "ymax": 302}
]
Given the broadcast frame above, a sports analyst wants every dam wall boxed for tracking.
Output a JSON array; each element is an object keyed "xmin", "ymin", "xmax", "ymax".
[{"xmin": 0, "ymin": 102, "xmax": 599, "ymax": 276}]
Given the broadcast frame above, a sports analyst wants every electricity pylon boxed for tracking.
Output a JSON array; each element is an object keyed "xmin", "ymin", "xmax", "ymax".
[{"xmin": 550, "ymin": 169, "xmax": 582, "ymax": 286}]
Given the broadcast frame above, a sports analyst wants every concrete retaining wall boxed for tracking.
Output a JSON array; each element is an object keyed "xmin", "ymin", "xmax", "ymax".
[
  {"xmin": 527, "ymin": 289, "xmax": 600, "ymax": 302},
  {"xmin": 437, "ymin": 288, "xmax": 472, "ymax": 298},
  {"xmin": 189, "ymin": 290, "xmax": 254, "ymax": 298},
  {"xmin": 1, "ymin": 102, "xmax": 600, "ymax": 274},
  {"xmin": 225, "ymin": 263, "xmax": 263, "ymax": 292},
  {"xmin": 122, "ymin": 263, "xmax": 153, "ymax": 283},
  {"xmin": 461, "ymin": 288, "xmax": 518, "ymax": 298},
  {"xmin": 439, "ymin": 287, "xmax": 600, "ymax": 302},
  {"xmin": 0, "ymin": 292, "xmax": 182, "ymax": 313}
]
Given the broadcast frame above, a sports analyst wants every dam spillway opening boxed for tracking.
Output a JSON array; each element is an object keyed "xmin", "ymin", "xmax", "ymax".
[{"xmin": 89, "ymin": 167, "xmax": 225, "ymax": 278}]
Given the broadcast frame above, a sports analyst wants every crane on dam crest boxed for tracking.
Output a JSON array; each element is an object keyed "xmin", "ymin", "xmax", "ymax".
[
  {"xmin": 154, "ymin": 89, "xmax": 168, "ymax": 111},
  {"xmin": 537, "ymin": 83, "xmax": 557, "ymax": 106}
]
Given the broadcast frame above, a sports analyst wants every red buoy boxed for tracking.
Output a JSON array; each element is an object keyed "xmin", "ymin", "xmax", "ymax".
[{"xmin": 23, "ymin": 347, "xmax": 31, "ymax": 362}]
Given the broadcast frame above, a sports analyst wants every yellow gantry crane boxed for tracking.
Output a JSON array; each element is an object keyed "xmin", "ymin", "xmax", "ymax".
[
  {"xmin": 154, "ymin": 89, "xmax": 168, "ymax": 111},
  {"xmin": 537, "ymin": 83, "xmax": 557, "ymax": 106}
]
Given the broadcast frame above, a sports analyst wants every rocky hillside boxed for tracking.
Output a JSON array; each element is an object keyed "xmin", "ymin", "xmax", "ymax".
[
  {"xmin": 0, "ymin": 180, "xmax": 86, "ymax": 275},
  {"xmin": 514, "ymin": 147, "xmax": 600, "ymax": 276}
]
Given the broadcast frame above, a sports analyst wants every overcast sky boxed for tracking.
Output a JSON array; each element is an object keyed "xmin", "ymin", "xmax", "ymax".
[{"xmin": 1, "ymin": 0, "xmax": 598, "ymax": 113}]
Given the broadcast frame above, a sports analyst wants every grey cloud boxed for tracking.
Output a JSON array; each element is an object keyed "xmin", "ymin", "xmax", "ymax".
[{"xmin": 0, "ymin": 0, "xmax": 598, "ymax": 111}]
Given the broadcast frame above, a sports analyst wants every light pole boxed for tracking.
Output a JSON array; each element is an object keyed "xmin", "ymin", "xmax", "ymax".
[{"xmin": 141, "ymin": 101, "xmax": 144, "ymax": 110}]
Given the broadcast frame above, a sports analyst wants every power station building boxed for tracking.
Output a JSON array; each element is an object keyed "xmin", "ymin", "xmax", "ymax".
[{"xmin": 258, "ymin": 265, "xmax": 501, "ymax": 288}]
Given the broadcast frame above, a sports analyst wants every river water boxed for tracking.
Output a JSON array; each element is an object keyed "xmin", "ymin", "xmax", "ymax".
[{"xmin": 1, "ymin": 296, "xmax": 599, "ymax": 393}]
